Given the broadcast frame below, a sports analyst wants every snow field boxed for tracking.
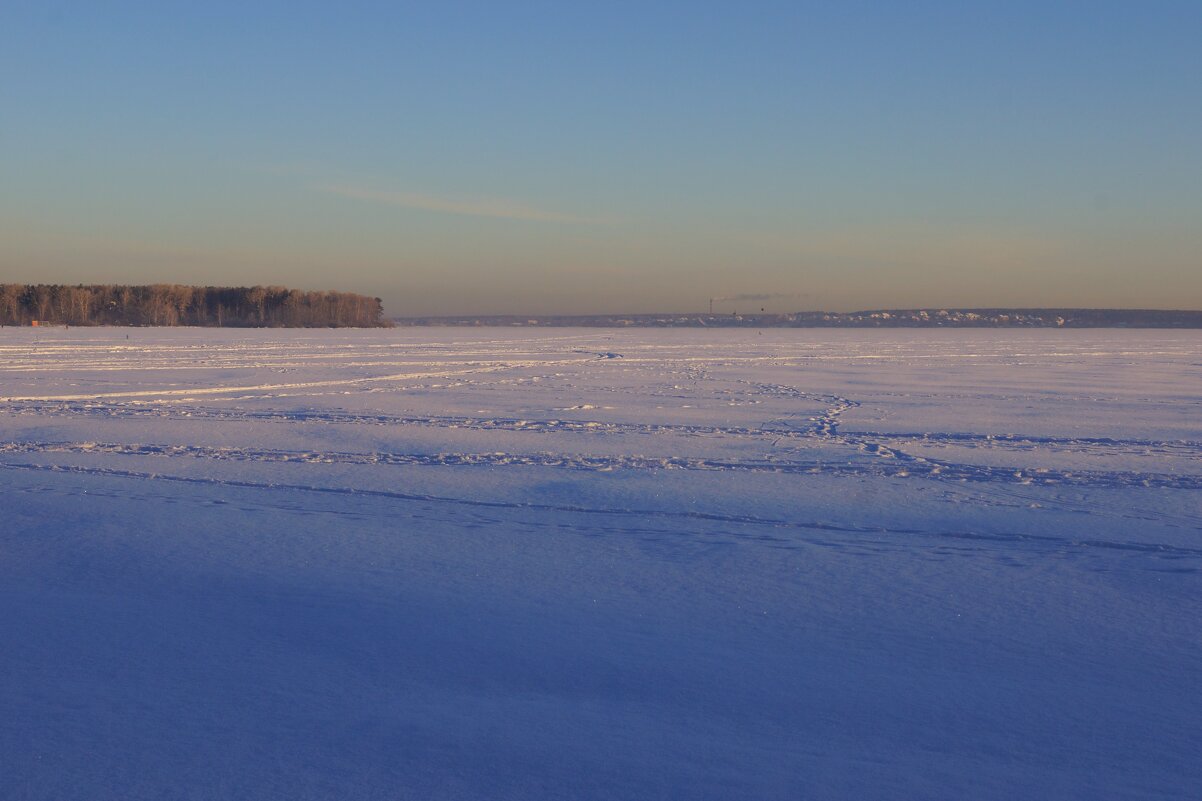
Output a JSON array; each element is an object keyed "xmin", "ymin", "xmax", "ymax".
[{"xmin": 1, "ymin": 327, "xmax": 1199, "ymax": 800}]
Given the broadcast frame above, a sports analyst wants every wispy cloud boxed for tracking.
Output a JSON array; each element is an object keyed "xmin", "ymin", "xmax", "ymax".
[
  {"xmin": 319, "ymin": 184, "xmax": 607, "ymax": 225},
  {"xmin": 250, "ymin": 162, "xmax": 337, "ymax": 179}
]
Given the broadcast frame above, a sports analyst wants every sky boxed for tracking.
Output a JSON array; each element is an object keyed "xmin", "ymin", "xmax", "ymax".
[{"xmin": 2, "ymin": 1, "xmax": 1200, "ymax": 315}]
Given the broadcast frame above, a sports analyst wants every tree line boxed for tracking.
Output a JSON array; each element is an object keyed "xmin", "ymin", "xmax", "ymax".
[{"xmin": 0, "ymin": 284, "xmax": 389, "ymax": 327}]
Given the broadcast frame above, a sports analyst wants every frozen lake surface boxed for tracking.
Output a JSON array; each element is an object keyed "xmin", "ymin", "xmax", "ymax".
[{"xmin": 2, "ymin": 327, "xmax": 1199, "ymax": 800}]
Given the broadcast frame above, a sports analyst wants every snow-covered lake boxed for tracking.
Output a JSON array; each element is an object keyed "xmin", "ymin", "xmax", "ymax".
[{"xmin": 2, "ymin": 327, "xmax": 1199, "ymax": 800}]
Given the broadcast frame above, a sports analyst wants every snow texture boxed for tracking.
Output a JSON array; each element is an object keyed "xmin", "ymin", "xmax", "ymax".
[{"xmin": 1, "ymin": 327, "xmax": 1200, "ymax": 800}]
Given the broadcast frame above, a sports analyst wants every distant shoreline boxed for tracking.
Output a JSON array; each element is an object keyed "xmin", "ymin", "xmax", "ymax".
[{"xmin": 392, "ymin": 308, "xmax": 1202, "ymax": 329}]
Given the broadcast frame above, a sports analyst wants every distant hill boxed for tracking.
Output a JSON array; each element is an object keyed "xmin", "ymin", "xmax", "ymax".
[
  {"xmin": 0, "ymin": 284, "xmax": 389, "ymax": 328},
  {"xmin": 394, "ymin": 309, "xmax": 1202, "ymax": 328}
]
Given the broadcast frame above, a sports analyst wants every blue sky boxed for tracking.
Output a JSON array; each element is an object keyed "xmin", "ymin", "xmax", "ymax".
[{"xmin": 2, "ymin": 1, "xmax": 1200, "ymax": 314}]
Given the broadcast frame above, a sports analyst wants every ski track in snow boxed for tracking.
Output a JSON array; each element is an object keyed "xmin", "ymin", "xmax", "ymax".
[
  {"xmin": 3, "ymin": 329, "xmax": 1199, "ymax": 545},
  {"xmin": 6, "ymin": 461, "xmax": 1201, "ymax": 563},
  {"xmin": 1, "ymin": 438, "xmax": 1199, "ymax": 490}
]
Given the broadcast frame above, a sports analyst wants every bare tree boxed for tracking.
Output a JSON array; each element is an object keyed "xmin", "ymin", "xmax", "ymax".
[{"xmin": 0, "ymin": 284, "xmax": 389, "ymax": 327}]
